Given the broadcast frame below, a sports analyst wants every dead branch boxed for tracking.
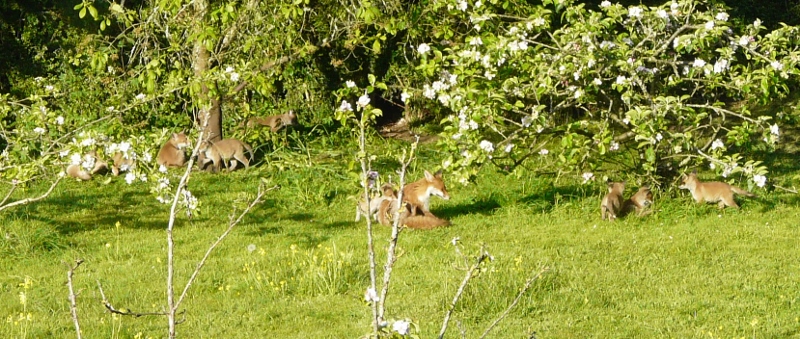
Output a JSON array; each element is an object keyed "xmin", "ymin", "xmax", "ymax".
[{"xmin": 97, "ymin": 280, "xmax": 168, "ymax": 317}]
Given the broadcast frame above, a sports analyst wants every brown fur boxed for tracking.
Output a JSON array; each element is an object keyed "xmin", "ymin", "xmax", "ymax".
[
  {"xmin": 679, "ymin": 171, "xmax": 755, "ymax": 209},
  {"xmin": 66, "ymin": 151, "xmax": 108, "ymax": 181},
  {"xmin": 620, "ymin": 186, "xmax": 654, "ymax": 217},
  {"xmin": 156, "ymin": 132, "xmax": 189, "ymax": 168},
  {"xmin": 111, "ymin": 152, "xmax": 134, "ymax": 176},
  {"xmin": 244, "ymin": 110, "xmax": 298, "ymax": 132},
  {"xmin": 199, "ymin": 138, "xmax": 254, "ymax": 172},
  {"xmin": 402, "ymin": 170, "xmax": 450, "ymax": 216},
  {"xmin": 356, "ymin": 183, "xmax": 397, "ymax": 223},
  {"xmin": 398, "ymin": 208, "xmax": 451, "ymax": 229},
  {"xmin": 600, "ymin": 181, "xmax": 625, "ymax": 221}
]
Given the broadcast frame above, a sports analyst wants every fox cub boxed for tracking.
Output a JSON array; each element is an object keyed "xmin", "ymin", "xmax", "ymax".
[
  {"xmin": 679, "ymin": 171, "xmax": 755, "ymax": 209},
  {"xmin": 244, "ymin": 110, "xmax": 298, "ymax": 132},
  {"xmin": 199, "ymin": 138, "xmax": 254, "ymax": 172},
  {"xmin": 66, "ymin": 151, "xmax": 108, "ymax": 181},
  {"xmin": 355, "ymin": 183, "xmax": 398, "ymax": 223},
  {"xmin": 620, "ymin": 185, "xmax": 654, "ymax": 217},
  {"xmin": 157, "ymin": 132, "xmax": 190, "ymax": 168},
  {"xmin": 600, "ymin": 181, "xmax": 625, "ymax": 221}
]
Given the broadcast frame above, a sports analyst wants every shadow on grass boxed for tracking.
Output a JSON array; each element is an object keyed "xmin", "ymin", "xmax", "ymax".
[
  {"xmin": 434, "ymin": 196, "xmax": 502, "ymax": 220},
  {"xmin": 517, "ymin": 183, "xmax": 586, "ymax": 213}
]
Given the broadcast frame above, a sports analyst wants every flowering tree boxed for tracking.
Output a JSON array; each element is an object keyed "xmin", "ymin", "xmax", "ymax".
[{"xmin": 404, "ymin": 0, "xmax": 798, "ymax": 188}]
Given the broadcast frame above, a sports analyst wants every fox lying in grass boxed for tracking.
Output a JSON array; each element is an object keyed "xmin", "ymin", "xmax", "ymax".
[
  {"xmin": 66, "ymin": 151, "xmax": 108, "ymax": 181},
  {"xmin": 600, "ymin": 181, "xmax": 625, "ymax": 221},
  {"xmin": 679, "ymin": 171, "xmax": 755, "ymax": 209}
]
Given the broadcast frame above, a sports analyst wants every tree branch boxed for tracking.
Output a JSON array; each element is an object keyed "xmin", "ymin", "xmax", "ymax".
[
  {"xmin": 64, "ymin": 259, "xmax": 84, "ymax": 339},
  {"xmin": 479, "ymin": 265, "xmax": 550, "ymax": 339},
  {"xmin": 438, "ymin": 245, "xmax": 491, "ymax": 339},
  {"xmin": 0, "ymin": 177, "xmax": 62, "ymax": 213}
]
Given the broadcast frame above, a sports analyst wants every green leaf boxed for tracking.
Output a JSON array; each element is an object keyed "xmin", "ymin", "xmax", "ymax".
[
  {"xmin": 372, "ymin": 40, "xmax": 381, "ymax": 54},
  {"xmin": 109, "ymin": 3, "xmax": 124, "ymax": 13},
  {"xmin": 79, "ymin": 7, "xmax": 86, "ymax": 18},
  {"xmin": 88, "ymin": 5, "xmax": 98, "ymax": 19}
]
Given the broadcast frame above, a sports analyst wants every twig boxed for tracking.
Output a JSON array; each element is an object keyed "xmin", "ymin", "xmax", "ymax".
[
  {"xmin": 97, "ymin": 280, "xmax": 168, "ymax": 317},
  {"xmin": 0, "ymin": 177, "xmax": 62, "ymax": 213},
  {"xmin": 174, "ymin": 184, "xmax": 278, "ymax": 310},
  {"xmin": 479, "ymin": 266, "xmax": 550, "ymax": 339},
  {"xmin": 64, "ymin": 259, "xmax": 84, "ymax": 339},
  {"xmin": 377, "ymin": 136, "xmax": 419, "ymax": 321},
  {"xmin": 438, "ymin": 246, "xmax": 491, "ymax": 339},
  {"xmin": 774, "ymin": 185, "xmax": 798, "ymax": 194},
  {"xmin": 0, "ymin": 181, "xmax": 18, "ymax": 207}
]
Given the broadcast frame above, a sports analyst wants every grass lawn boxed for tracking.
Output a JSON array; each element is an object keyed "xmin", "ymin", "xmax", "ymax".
[{"xmin": 1, "ymin": 142, "xmax": 799, "ymax": 338}]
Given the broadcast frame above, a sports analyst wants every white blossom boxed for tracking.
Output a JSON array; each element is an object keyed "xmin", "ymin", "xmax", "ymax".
[
  {"xmin": 739, "ymin": 35, "xmax": 751, "ymax": 46},
  {"xmin": 142, "ymin": 152, "xmax": 153, "ymax": 163},
  {"xmin": 33, "ymin": 127, "xmax": 46, "ymax": 134},
  {"xmin": 521, "ymin": 115, "xmax": 533, "ymax": 127},
  {"xmin": 56, "ymin": 116, "xmax": 64, "ymax": 125},
  {"xmin": 457, "ymin": 0, "xmax": 468, "ymax": 11},
  {"xmin": 80, "ymin": 138, "xmax": 96, "ymax": 147},
  {"xmin": 615, "ymin": 75, "xmax": 627, "ymax": 85},
  {"xmin": 770, "ymin": 124, "xmax": 780, "ymax": 136},
  {"xmin": 392, "ymin": 320, "xmax": 410, "ymax": 336},
  {"xmin": 225, "ymin": 66, "xmax": 235, "ymax": 73},
  {"xmin": 125, "ymin": 172, "xmax": 136, "ymax": 184},
  {"xmin": 401, "ymin": 92, "xmax": 411, "ymax": 103},
  {"xmin": 574, "ymin": 89, "xmax": 583, "ymax": 99},
  {"xmin": 704, "ymin": 20, "xmax": 715, "ymax": 30},
  {"xmin": 600, "ymin": 1, "xmax": 611, "ymax": 8},
  {"xmin": 107, "ymin": 106, "xmax": 115, "ymax": 112},
  {"xmin": 622, "ymin": 117, "xmax": 630, "ymax": 124},
  {"xmin": 713, "ymin": 59, "xmax": 729, "ymax": 73},
  {"xmin": 539, "ymin": 148, "xmax": 549, "ymax": 155},
  {"xmin": 715, "ymin": 12, "xmax": 729, "ymax": 21},
  {"xmin": 417, "ymin": 43, "xmax": 431, "ymax": 55},
  {"xmin": 479, "ymin": 140, "xmax": 494, "ymax": 153},
  {"xmin": 59, "ymin": 150, "xmax": 69, "ymax": 157},
  {"xmin": 338, "ymin": 100, "xmax": 353, "ymax": 112},
  {"xmin": 628, "ymin": 6, "xmax": 643, "ymax": 18},
  {"xmin": 135, "ymin": 93, "xmax": 146, "ymax": 101},
  {"xmin": 357, "ymin": 93, "xmax": 371, "ymax": 109},
  {"xmin": 159, "ymin": 165, "xmax": 168, "ymax": 173},
  {"xmin": 474, "ymin": 0, "xmax": 481, "ymax": 8},
  {"xmin": 610, "ymin": 141, "xmax": 619, "ymax": 151},
  {"xmin": 693, "ymin": 58, "xmax": 706, "ymax": 68},
  {"xmin": 753, "ymin": 174, "xmax": 767, "ymax": 188},
  {"xmin": 45, "ymin": 85, "xmax": 54, "ymax": 91},
  {"xmin": 423, "ymin": 85, "xmax": 435, "ymax": 99},
  {"xmin": 365, "ymin": 287, "xmax": 379, "ymax": 302},
  {"xmin": 346, "ymin": 80, "xmax": 356, "ymax": 88},
  {"xmin": 582, "ymin": 172, "xmax": 594, "ymax": 183},
  {"xmin": 771, "ymin": 61, "xmax": 783, "ymax": 71},
  {"xmin": 754, "ymin": 19, "xmax": 762, "ymax": 29},
  {"xmin": 655, "ymin": 133, "xmax": 663, "ymax": 142},
  {"xmin": 484, "ymin": 71, "xmax": 495, "ymax": 80},
  {"xmin": 470, "ymin": 37, "xmax": 483, "ymax": 46},
  {"xmin": 599, "ymin": 41, "xmax": 616, "ymax": 49},
  {"xmin": 592, "ymin": 78, "xmax": 603, "ymax": 86},
  {"xmin": 70, "ymin": 153, "xmax": 82, "ymax": 165},
  {"xmin": 711, "ymin": 139, "xmax": 725, "ymax": 150},
  {"xmin": 656, "ymin": 9, "xmax": 668, "ymax": 19},
  {"xmin": 229, "ymin": 72, "xmax": 240, "ymax": 82},
  {"xmin": 118, "ymin": 142, "xmax": 131, "ymax": 153},
  {"xmin": 504, "ymin": 144, "xmax": 514, "ymax": 153},
  {"xmin": 532, "ymin": 17, "xmax": 546, "ymax": 27}
]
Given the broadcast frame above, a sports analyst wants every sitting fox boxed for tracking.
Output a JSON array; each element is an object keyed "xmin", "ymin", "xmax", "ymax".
[
  {"xmin": 356, "ymin": 183, "xmax": 397, "ymax": 223},
  {"xmin": 402, "ymin": 170, "xmax": 450, "ymax": 216},
  {"xmin": 156, "ymin": 132, "xmax": 190, "ymax": 168}
]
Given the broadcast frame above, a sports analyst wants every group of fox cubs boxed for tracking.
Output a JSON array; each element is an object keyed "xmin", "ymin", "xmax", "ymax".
[
  {"xmin": 354, "ymin": 168, "xmax": 759, "ymax": 230},
  {"xmin": 600, "ymin": 171, "xmax": 757, "ymax": 221},
  {"xmin": 66, "ymin": 111, "xmax": 298, "ymax": 180}
]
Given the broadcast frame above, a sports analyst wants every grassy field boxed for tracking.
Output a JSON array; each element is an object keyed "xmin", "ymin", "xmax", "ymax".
[{"xmin": 1, "ymin": 141, "xmax": 800, "ymax": 338}]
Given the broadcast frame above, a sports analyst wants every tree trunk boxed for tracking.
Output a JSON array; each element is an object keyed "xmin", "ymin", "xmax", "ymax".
[{"xmin": 191, "ymin": 0, "xmax": 222, "ymax": 142}]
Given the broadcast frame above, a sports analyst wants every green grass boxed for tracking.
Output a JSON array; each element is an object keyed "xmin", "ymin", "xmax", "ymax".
[{"xmin": 2, "ymin": 143, "xmax": 800, "ymax": 338}]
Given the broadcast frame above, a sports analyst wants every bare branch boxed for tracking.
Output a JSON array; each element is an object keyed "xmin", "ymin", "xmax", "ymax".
[
  {"xmin": 438, "ymin": 246, "xmax": 491, "ymax": 339},
  {"xmin": 64, "ymin": 259, "xmax": 84, "ymax": 339},
  {"xmin": 479, "ymin": 265, "xmax": 550, "ymax": 339},
  {"xmin": 174, "ymin": 184, "xmax": 279, "ymax": 310},
  {"xmin": 0, "ymin": 182, "xmax": 18, "ymax": 207},
  {"xmin": 377, "ymin": 136, "xmax": 419, "ymax": 321},
  {"xmin": 0, "ymin": 177, "xmax": 62, "ymax": 213}
]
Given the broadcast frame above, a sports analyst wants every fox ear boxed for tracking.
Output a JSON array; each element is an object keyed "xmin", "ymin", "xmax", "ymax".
[
  {"xmin": 691, "ymin": 170, "xmax": 697, "ymax": 175},
  {"xmin": 434, "ymin": 170, "xmax": 443, "ymax": 178}
]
